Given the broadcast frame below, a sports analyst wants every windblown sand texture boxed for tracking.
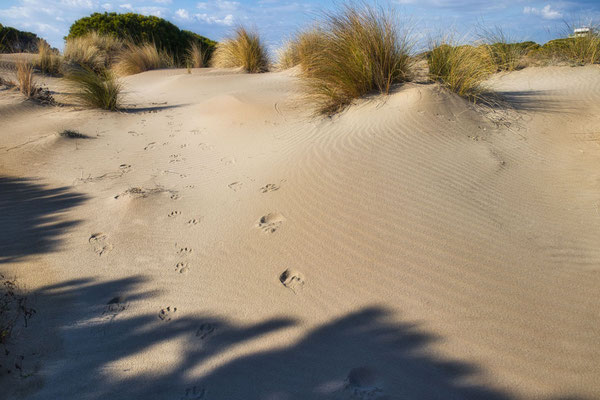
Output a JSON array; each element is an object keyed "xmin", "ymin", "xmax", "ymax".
[{"xmin": 1, "ymin": 64, "xmax": 600, "ymax": 399}]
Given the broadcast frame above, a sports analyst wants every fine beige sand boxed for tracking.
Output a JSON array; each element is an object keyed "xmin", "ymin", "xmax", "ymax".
[{"xmin": 1, "ymin": 64, "xmax": 600, "ymax": 399}]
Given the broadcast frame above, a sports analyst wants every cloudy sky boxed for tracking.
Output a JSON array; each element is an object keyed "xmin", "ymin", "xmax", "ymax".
[{"xmin": 1, "ymin": 0, "xmax": 599, "ymax": 51}]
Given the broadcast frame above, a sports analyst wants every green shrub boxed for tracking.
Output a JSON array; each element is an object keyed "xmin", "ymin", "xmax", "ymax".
[
  {"xmin": 67, "ymin": 12, "xmax": 216, "ymax": 64},
  {"xmin": 541, "ymin": 35, "xmax": 600, "ymax": 65},
  {"xmin": 64, "ymin": 66, "xmax": 121, "ymax": 110},
  {"xmin": 0, "ymin": 23, "xmax": 50, "ymax": 53}
]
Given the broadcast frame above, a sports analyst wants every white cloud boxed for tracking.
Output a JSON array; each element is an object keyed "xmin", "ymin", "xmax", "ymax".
[
  {"xmin": 119, "ymin": 3, "xmax": 133, "ymax": 10},
  {"xmin": 101, "ymin": 3, "xmax": 112, "ymax": 10},
  {"xmin": 196, "ymin": 0, "xmax": 239, "ymax": 12},
  {"xmin": 195, "ymin": 13, "xmax": 234, "ymax": 26},
  {"xmin": 175, "ymin": 8, "xmax": 190, "ymax": 20},
  {"xmin": 153, "ymin": 0, "xmax": 171, "ymax": 4},
  {"xmin": 524, "ymin": 4, "xmax": 562, "ymax": 20}
]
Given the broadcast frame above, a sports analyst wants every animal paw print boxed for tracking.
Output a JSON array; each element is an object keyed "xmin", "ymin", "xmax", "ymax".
[
  {"xmin": 228, "ymin": 182, "xmax": 243, "ymax": 191},
  {"xmin": 187, "ymin": 218, "xmax": 202, "ymax": 226},
  {"xmin": 119, "ymin": 164, "xmax": 132, "ymax": 173},
  {"xmin": 257, "ymin": 212, "xmax": 286, "ymax": 233},
  {"xmin": 175, "ymin": 262, "xmax": 190, "ymax": 274},
  {"xmin": 144, "ymin": 142, "xmax": 156, "ymax": 150},
  {"xmin": 280, "ymin": 269, "xmax": 305, "ymax": 293},
  {"xmin": 89, "ymin": 233, "xmax": 113, "ymax": 257},
  {"xmin": 170, "ymin": 193, "xmax": 180, "ymax": 200},
  {"xmin": 260, "ymin": 183, "xmax": 280, "ymax": 193},
  {"xmin": 168, "ymin": 210, "xmax": 181, "ymax": 218},
  {"xmin": 180, "ymin": 385, "xmax": 206, "ymax": 400},
  {"xmin": 158, "ymin": 306, "xmax": 177, "ymax": 321},
  {"xmin": 177, "ymin": 245, "xmax": 193, "ymax": 255},
  {"xmin": 195, "ymin": 323, "xmax": 216, "ymax": 339}
]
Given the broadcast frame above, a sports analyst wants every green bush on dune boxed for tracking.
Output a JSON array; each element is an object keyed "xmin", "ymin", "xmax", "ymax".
[
  {"xmin": 67, "ymin": 12, "xmax": 216, "ymax": 64},
  {"xmin": 0, "ymin": 23, "xmax": 52, "ymax": 53}
]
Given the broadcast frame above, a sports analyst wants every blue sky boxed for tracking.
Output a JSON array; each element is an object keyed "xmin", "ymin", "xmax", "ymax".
[{"xmin": 1, "ymin": 0, "xmax": 599, "ymax": 51}]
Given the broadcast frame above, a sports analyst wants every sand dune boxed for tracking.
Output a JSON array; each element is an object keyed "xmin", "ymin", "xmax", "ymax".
[{"xmin": 1, "ymin": 65, "xmax": 600, "ymax": 399}]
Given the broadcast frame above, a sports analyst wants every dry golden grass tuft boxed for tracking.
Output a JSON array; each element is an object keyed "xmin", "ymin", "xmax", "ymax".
[
  {"xmin": 428, "ymin": 39, "xmax": 495, "ymax": 101},
  {"xmin": 277, "ymin": 29, "xmax": 324, "ymax": 70},
  {"xmin": 15, "ymin": 57, "xmax": 36, "ymax": 97},
  {"xmin": 212, "ymin": 27, "xmax": 269, "ymax": 73},
  {"xmin": 114, "ymin": 42, "xmax": 173, "ymax": 76},
  {"xmin": 64, "ymin": 66, "xmax": 121, "ymax": 110},
  {"xmin": 292, "ymin": 4, "xmax": 413, "ymax": 114},
  {"xmin": 186, "ymin": 41, "xmax": 209, "ymax": 68},
  {"xmin": 64, "ymin": 32, "xmax": 123, "ymax": 71},
  {"xmin": 37, "ymin": 39, "xmax": 62, "ymax": 75}
]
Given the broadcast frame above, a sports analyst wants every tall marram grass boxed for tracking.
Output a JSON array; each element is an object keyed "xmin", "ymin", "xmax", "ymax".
[
  {"xmin": 114, "ymin": 42, "xmax": 173, "ymax": 76},
  {"xmin": 277, "ymin": 29, "xmax": 324, "ymax": 70},
  {"xmin": 212, "ymin": 27, "xmax": 269, "ymax": 73},
  {"xmin": 15, "ymin": 58, "xmax": 36, "ymax": 97},
  {"xmin": 293, "ymin": 4, "xmax": 413, "ymax": 114},
  {"xmin": 37, "ymin": 39, "xmax": 62, "ymax": 75},
  {"xmin": 428, "ymin": 40, "xmax": 495, "ymax": 101},
  {"xmin": 64, "ymin": 66, "xmax": 121, "ymax": 110},
  {"xmin": 64, "ymin": 32, "xmax": 123, "ymax": 71},
  {"xmin": 186, "ymin": 42, "xmax": 209, "ymax": 68}
]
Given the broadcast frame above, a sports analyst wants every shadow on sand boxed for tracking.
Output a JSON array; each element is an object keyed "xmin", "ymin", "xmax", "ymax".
[
  {"xmin": 2, "ymin": 273, "xmax": 588, "ymax": 400},
  {"xmin": 0, "ymin": 176, "xmax": 87, "ymax": 264}
]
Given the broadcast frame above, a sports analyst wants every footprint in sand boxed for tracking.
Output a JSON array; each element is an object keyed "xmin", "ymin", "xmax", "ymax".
[
  {"xmin": 221, "ymin": 156, "xmax": 236, "ymax": 165},
  {"xmin": 103, "ymin": 296, "xmax": 128, "ymax": 317},
  {"xmin": 89, "ymin": 233, "xmax": 113, "ymax": 257},
  {"xmin": 170, "ymin": 193, "xmax": 180, "ymax": 200},
  {"xmin": 144, "ymin": 142, "xmax": 156, "ymax": 150},
  {"xmin": 175, "ymin": 262, "xmax": 190, "ymax": 274},
  {"xmin": 119, "ymin": 164, "xmax": 132, "ymax": 173},
  {"xmin": 198, "ymin": 143, "xmax": 214, "ymax": 151},
  {"xmin": 168, "ymin": 210, "xmax": 182, "ymax": 218},
  {"xmin": 177, "ymin": 245, "xmax": 193, "ymax": 255},
  {"xmin": 128, "ymin": 130, "xmax": 142, "ymax": 137},
  {"xmin": 158, "ymin": 306, "xmax": 177, "ymax": 321},
  {"xmin": 195, "ymin": 323, "xmax": 216, "ymax": 340},
  {"xmin": 344, "ymin": 367, "xmax": 383, "ymax": 398},
  {"xmin": 228, "ymin": 182, "xmax": 243, "ymax": 192},
  {"xmin": 260, "ymin": 183, "xmax": 280, "ymax": 193},
  {"xmin": 279, "ymin": 269, "xmax": 305, "ymax": 293},
  {"xmin": 180, "ymin": 385, "xmax": 206, "ymax": 399},
  {"xmin": 187, "ymin": 218, "xmax": 202, "ymax": 226},
  {"xmin": 257, "ymin": 212, "xmax": 286, "ymax": 233}
]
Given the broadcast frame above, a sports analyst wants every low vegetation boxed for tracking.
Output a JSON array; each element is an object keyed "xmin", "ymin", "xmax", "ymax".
[
  {"xmin": 64, "ymin": 66, "xmax": 121, "ymax": 110},
  {"xmin": 212, "ymin": 27, "xmax": 269, "ymax": 73},
  {"xmin": 63, "ymin": 32, "xmax": 123, "ymax": 71},
  {"xmin": 15, "ymin": 58, "xmax": 36, "ymax": 97},
  {"xmin": 428, "ymin": 40, "xmax": 495, "ymax": 101},
  {"xmin": 291, "ymin": 4, "xmax": 413, "ymax": 114},
  {"xmin": 37, "ymin": 39, "xmax": 62, "ymax": 75},
  {"xmin": 67, "ymin": 12, "xmax": 216, "ymax": 64},
  {"xmin": 186, "ymin": 41, "xmax": 209, "ymax": 68},
  {"xmin": 541, "ymin": 34, "xmax": 600, "ymax": 65},
  {"xmin": 0, "ymin": 23, "xmax": 51, "ymax": 53},
  {"xmin": 115, "ymin": 42, "xmax": 173, "ymax": 76},
  {"xmin": 59, "ymin": 129, "xmax": 91, "ymax": 139},
  {"xmin": 277, "ymin": 29, "xmax": 324, "ymax": 70}
]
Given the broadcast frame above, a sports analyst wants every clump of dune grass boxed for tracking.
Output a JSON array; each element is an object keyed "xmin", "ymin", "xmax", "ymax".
[
  {"xmin": 212, "ymin": 27, "xmax": 269, "ymax": 73},
  {"xmin": 64, "ymin": 66, "xmax": 121, "ymax": 110},
  {"xmin": 37, "ymin": 39, "xmax": 62, "ymax": 75},
  {"xmin": 64, "ymin": 32, "xmax": 123, "ymax": 71},
  {"xmin": 15, "ymin": 58, "xmax": 36, "ymax": 97},
  {"xmin": 114, "ymin": 42, "xmax": 173, "ymax": 76},
  {"xmin": 479, "ymin": 26, "xmax": 538, "ymax": 71},
  {"xmin": 428, "ymin": 39, "xmax": 495, "ymax": 101},
  {"xmin": 186, "ymin": 41, "xmax": 209, "ymax": 68},
  {"xmin": 295, "ymin": 4, "xmax": 413, "ymax": 114},
  {"xmin": 277, "ymin": 29, "xmax": 324, "ymax": 70},
  {"xmin": 561, "ymin": 23, "xmax": 600, "ymax": 65}
]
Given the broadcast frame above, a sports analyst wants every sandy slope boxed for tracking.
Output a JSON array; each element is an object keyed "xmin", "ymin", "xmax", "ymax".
[{"xmin": 1, "ymin": 65, "xmax": 599, "ymax": 400}]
